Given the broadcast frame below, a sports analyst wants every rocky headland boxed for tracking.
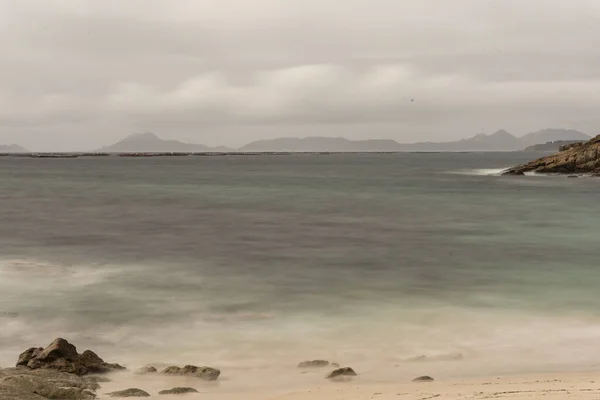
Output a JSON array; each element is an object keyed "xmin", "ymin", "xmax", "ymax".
[{"xmin": 503, "ymin": 134, "xmax": 600, "ymax": 175}]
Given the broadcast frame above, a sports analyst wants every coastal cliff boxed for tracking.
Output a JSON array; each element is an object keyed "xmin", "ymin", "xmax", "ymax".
[{"xmin": 503, "ymin": 134, "xmax": 600, "ymax": 175}]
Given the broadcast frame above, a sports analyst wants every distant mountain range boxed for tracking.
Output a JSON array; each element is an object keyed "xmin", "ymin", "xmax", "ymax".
[
  {"xmin": 97, "ymin": 132, "xmax": 233, "ymax": 153},
  {"xmin": 0, "ymin": 144, "xmax": 28, "ymax": 153},
  {"xmin": 3, "ymin": 128, "xmax": 594, "ymax": 154},
  {"xmin": 239, "ymin": 129, "xmax": 592, "ymax": 152},
  {"xmin": 240, "ymin": 137, "xmax": 400, "ymax": 152}
]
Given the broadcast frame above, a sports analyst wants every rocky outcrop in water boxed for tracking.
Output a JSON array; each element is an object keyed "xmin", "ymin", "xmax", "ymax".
[
  {"xmin": 160, "ymin": 365, "xmax": 220, "ymax": 381},
  {"xmin": 16, "ymin": 338, "xmax": 125, "ymax": 376},
  {"xmin": 503, "ymin": 134, "xmax": 600, "ymax": 175},
  {"xmin": 0, "ymin": 368, "xmax": 100, "ymax": 400}
]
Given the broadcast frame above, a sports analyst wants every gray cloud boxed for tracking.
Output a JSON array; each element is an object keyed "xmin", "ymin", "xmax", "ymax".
[{"xmin": 1, "ymin": 0, "xmax": 600, "ymax": 150}]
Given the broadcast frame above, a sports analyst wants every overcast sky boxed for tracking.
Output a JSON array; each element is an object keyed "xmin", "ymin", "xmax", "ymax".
[{"xmin": 1, "ymin": 0, "xmax": 600, "ymax": 150}]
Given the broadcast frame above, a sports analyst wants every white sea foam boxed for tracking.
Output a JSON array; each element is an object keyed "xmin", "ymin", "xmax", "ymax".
[
  {"xmin": 2, "ymin": 257, "xmax": 600, "ymax": 390},
  {"xmin": 448, "ymin": 168, "xmax": 508, "ymax": 176}
]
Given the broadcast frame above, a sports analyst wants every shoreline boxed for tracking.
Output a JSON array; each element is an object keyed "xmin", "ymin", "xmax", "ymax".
[{"xmin": 94, "ymin": 368, "xmax": 600, "ymax": 399}]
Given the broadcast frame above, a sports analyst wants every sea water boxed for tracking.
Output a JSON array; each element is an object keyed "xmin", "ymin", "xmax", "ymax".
[{"xmin": 1, "ymin": 152, "xmax": 599, "ymax": 390}]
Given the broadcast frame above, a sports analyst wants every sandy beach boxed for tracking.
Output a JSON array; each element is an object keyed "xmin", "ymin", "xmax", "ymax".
[{"xmin": 94, "ymin": 369, "xmax": 600, "ymax": 399}]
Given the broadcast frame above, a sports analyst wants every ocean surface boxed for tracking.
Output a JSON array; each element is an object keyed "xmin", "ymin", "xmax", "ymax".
[{"xmin": 1, "ymin": 152, "xmax": 600, "ymax": 389}]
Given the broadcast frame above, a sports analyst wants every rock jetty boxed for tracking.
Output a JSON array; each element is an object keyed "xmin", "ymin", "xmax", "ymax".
[{"xmin": 503, "ymin": 134, "xmax": 600, "ymax": 175}]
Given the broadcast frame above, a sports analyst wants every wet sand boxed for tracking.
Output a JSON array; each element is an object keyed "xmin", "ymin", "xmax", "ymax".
[{"xmin": 98, "ymin": 369, "xmax": 600, "ymax": 399}]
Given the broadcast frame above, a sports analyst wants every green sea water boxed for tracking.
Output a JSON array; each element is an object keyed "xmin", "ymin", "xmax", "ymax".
[{"xmin": 1, "ymin": 153, "xmax": 599, "ymax": 386}]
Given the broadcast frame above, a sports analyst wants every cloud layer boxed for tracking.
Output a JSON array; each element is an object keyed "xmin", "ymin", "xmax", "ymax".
[{"xmin": 1, "ymin": 0, "xmax": 600, "ymax": 150}]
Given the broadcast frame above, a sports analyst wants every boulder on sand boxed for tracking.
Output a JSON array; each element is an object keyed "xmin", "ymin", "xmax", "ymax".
[
  {"xmin": 158, "ymin": 387, "xmax": 199, "ymax": 395},
  {"xmin": 298, "ymin": 360, "xmax": 330, "ymax": 368},
  {"xmin": 413, "ymin": 376, "xmax": 435, "ymax": 382},
  {"xmin": 16, "ymin": 338, "xmax": 125, "ymax": 376},
  {"xmin": 326, "ymin": 367, "xmax": 357, "ymax": 380},
  {"xmin": 107, "ymin": 388, "xmax": 150, "ymax": 397},
  {"xmin": 161, "ymin": 365, "xmax": 220, "ymax": 381}
]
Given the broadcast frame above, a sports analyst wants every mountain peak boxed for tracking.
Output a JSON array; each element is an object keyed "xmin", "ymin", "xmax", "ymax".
[
  {"xmin": 124, "ymin": 132, "xmax": 160, "ymax": 141},
  {"xmin": 98, "ymin": 133, "xmax": 232, "ymax": 153},
  {"xmin": 490, "ymin": 129, "xmax": 516, "ymax": 138}
]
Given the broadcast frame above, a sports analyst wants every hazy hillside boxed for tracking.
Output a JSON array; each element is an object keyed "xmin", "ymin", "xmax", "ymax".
[
  {"xmin": 519, "ymin": 129, "xmax": 590, "ymax": 146},
  {"xmin": 240, "ymin": 137, "xmax": 401, "ymax": 152},
  {"xmin": 241, "ymin": 130, "xmax": 523, "ymax": 152},
  {"xmin": 240, "ymin": 128, "xmax": 593, "ymax": 152},
  {"xmin": 401, "ymin": 130, "xmax": 524, "ymax": 151},
  {"xmin": 98, "ymin": 133, "xmax": 233, "ymax": 153},
  {"xmin": 0, "ymin": 144, "xmax": 28, "ymax": 153}
]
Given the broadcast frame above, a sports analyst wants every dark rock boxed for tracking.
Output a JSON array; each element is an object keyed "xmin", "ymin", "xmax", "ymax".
[
  {"xmin": 326, "ymin": 367, "xmax": 357, "ymax": 380},
  {"xmin": 37, "ymin": 338, "xmax": 79, "ymax": 362},
  {"xmin": 135, "ymin": 366, "xmax": 157, "ymax": 375},
  {"xmin": 330, "ymin": 363, "xmax": 340, "ymax": 368},
  {"xmin": 17, "ymin": 348, "xmax": 44, "ymax": 367},
  {"xmin": 161, "ymin": 365, "xmax": 220, "ymax": 381},
  {"xmin": 298, "ymin": 360, "xmax": 330, "ymax": 368},
  {"xmin": 502, "ymin": 169, "xmax": 525, "ymax": 176},
  {"xmin": 17, "ymin": 338, "xmax": 125, "ymax": 376},
  {"xmin": 413, "ymin": 376, "xmax": 435, "ymax": 382},
  {"xmin": 107, "ymin": 388, "xmax": 150, "ymax": 397},
  {"xmin": 158, "ymin": 387, "xmax": 199, "ymax": 395}
]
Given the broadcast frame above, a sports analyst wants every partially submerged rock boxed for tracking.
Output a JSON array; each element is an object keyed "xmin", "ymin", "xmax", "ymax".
[
  {"xmin": 413, "ymin": 376, "xmax": 435, "ymax": 382},
  {"xmin": 16, "ymin": 338, "xmax": 125, "ymax": 376},
  {"xmin": 135, "ymin": 366, "xmax": 157, "ymax": 375},
  {"xmin": 298, "ymin": 360, "xmax": 330, "ymax": 368},
  {"xmin": 107, "ymin": 388, "xmax": 150, "ymax": 397},
  {"xmin": 503, "ymin": 134, "xmax": 600, "ymax": 175},
  {"xmin": 161, "ymin": 365, "xmax": 220, "ymax": 381},
  {"xmin": 158, "ymin": 387, "xmax": 199, "ymax": 395},
  {"xmin": 326, "ymin": 367, "xmax": 357, "ymax": 380}
]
